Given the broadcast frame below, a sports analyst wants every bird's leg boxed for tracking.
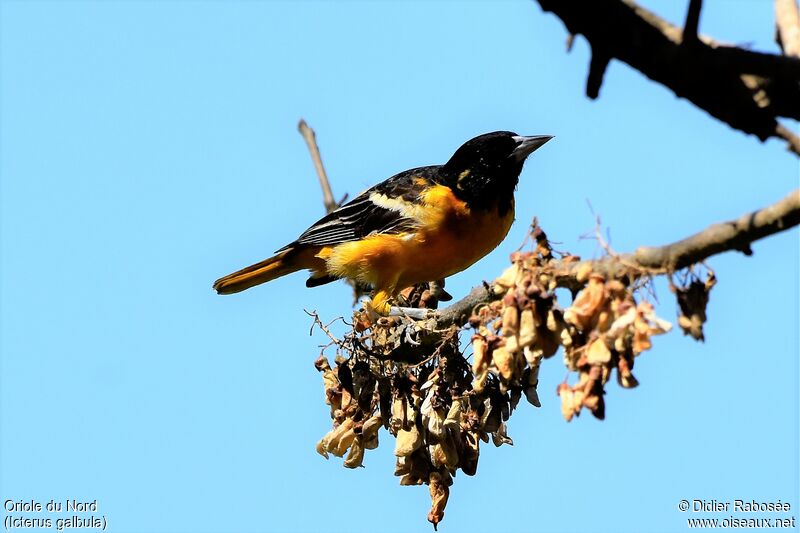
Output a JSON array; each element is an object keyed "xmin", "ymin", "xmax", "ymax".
[
  {"xmin": 365, "ymin": 288, "xmax": 435, "ymax": 320},
  {"xmin": 365, "ymin": 289, "xmax": 393, "ymax": 317}
]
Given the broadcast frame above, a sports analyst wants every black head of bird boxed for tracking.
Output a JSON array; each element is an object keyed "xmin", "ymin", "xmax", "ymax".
[{"xmin": 441, "ymin": 131, "xmax": 553, "ymax": 214}]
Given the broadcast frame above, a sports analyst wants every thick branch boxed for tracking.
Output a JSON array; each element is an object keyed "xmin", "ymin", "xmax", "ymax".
[
  {"xmin": 436, "ymin": 189, "xmax": 800, "ymax": 328},
  {"xmin": 535, "ymin": 0, "xmax": 800, "ymax": 156}
]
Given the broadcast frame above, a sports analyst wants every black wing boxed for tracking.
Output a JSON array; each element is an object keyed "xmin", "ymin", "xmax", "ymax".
[{"xmin": 276, "ymin": 166, "xmax": 441, "ymax": 252}]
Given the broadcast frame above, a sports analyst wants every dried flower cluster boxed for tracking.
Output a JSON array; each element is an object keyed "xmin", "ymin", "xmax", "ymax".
[
  {"xmin": 467, "ymin": 227, "xmax": 674, "ymax": 423},
  {"xmin": 313, "ymin": 326, "xmax": 490, "ymax": 530},
  {"xmin": 310, "ymin": 224, "xmax": 713, "ymax": 528}
]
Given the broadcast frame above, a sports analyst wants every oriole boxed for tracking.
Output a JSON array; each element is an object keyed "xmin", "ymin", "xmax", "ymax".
[{"xmin": 213, "ymin": 131, "xmax": 552, "ymax": 315}]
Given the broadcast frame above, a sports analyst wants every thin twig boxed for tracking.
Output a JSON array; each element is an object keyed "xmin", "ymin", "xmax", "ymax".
[
  {"xmin": 410, "ymin": 326, "xmax": 460, "ymax": 368},
  {"xmin": 298, "ymin": 119, "xmax": 338, "ymax": 213},
  {"xmin": 305, "ymin": 309, "xmax": 345, "ymax": 347},
  {"xmin": 297, "ymin": 120, "xmax": 363, "ymax": 302}
]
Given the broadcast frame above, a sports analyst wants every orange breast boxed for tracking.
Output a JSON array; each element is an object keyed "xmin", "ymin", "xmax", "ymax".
[{"xmin": 322, "ymin": 185, "xmax": 514, "ymax": 293}]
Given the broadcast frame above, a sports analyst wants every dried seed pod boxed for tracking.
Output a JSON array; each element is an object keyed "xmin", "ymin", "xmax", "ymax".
[
  {"xmin": 361, "ymin": 414, "xmax": 382, "ymax": 450},
  {"xmin": 519, "ymin": 309, "xmax": 537, "ymax": 347},
  {"xmin": 432, "ymin": 436, "xmax": 460, "ymax": 469},
  {"xmin": 495, "ymin": 263, "xmax": 520, "ymax": 290},
  {"xmin": 523, "ymin": 371, "xmax": 541, "ymax": 408},
  {"xmin": 427, "ymin": 472, "xmax": 450, "ymax": 530},
  {"xmin": 471, "ymin": 335, "xmax": 489, "ymax": 376},
  {"xmin": 351, "ymin": 361, "xmax": 376, "ymax": 412},
  {"xmin": 314, "ymin": 355, "xmax": 331, "ymax": 373},
  {"xmin": 491, "ymin": 422, "xmax": 514, "ymax": 447},
  {"xmin": 638, "ymin": 301, "xmax": 673, "ymax": 335},
  {"xmin": 400, "ymin": 473, "xmax": 424, "ymax": 486},
  {"xmin": 576, "ymin": 262, "xmax": 593, "ymax": 283},
  {"xmin": 395, "ymin": 426, "xmax": 423, "ymax": 457},
  {"xmin": 472, "ymin": 366, "xmax": 489, "ymax": 393},
  {"xmin": 481, "ymin": 399, "xmax": 502, "ymax": 434},
  {"xmin": 557, "ymin": 383, "xmax": 575, "ymax": 422},
  {"xmin": 444, "ymin": 399, "xmax": 462, "ymax": 431},
  {"xmin": 560, "ymin": 327, "xmax": 573, "ymax": 348},
  {"xmin": 492, "ymin": 345, "xmax": 515, "ymax": 381},
  {"xmin": 564, "ymin": 274, "xmax": 608, "ymax": 331},
  {"xmin": 608, "ymin": 306, "xmax": 636, "ymax": 339},
  {"xmin": 526, "ymin": 282, "xmax": 541, "ymax": 299},
  {"xmin": 390, "ymin": 396, "xmax": 413, "ymax": 434},
  {"xmin": 596, "ymin": 309, "xmax": 612, "ymax": 332},
  {"xmin": 505, "ymin": 334, "xmax": 520, "ymax": 354},
  {"xmin": 674, "ymin": 273, "xmax": 714, "ymax": 341},
  {"xmin": 315, "ymin": 437, "xmax": 330, "ymax": 459},
  {"xmin": 324, "ymin": 417, "xmax": 355, "ymax": 457},
  {"xmin": 340, "ymin": 388, "xmax": 353, "ymax": 410},
  {"xmin": 420, "ymin": 385, "xmax": 437, "ymax": 418},
  {"xmin": 353, "ymin": 311, "xmax": 371, "ymax": 332},
  {"xmin": 613, "ymin": 335, "xmax": 627, "ymax": 353},
  {"xmin": 617, "ymin": 356, "xmax": 639, "ymax": 389},
  {"xmin": 571, "ymin": 388, "xmax": 585, "ymax": 416},
  {"xmin": 535, "ymin": 329, "xmax": 561, "ymax": 358},
  {"xmin": 501, "ymin": 295, "xmax": 520, "ymax": 337},
  {"xmin": 363, "ymin": 433, "xmax": 380, "ymax": 450},
  {"xmin": 332, "ymin": 426, "xmax": 357, "ymax": 457},
  {"xmin": 362, "ymin": 414, "xmax": 382, "ymax": 435},
  {"xmin": 343, "ymin": 438, "xmax": 365, "ymax": 468},
  {"xmin": 586, "ymin": 336, "xmax": 612, "ymax": 365},
  {"xmin": 426, "ymin": 408, "xmax": 446, "ymax": 440},
  {"xmin": 394, "ymin": 456, "xmax": 409, "ymax": 477},
  {"xmin": 583, "ymin": 391, "xmax": 605, "ymax": 420},
  {"xmin": 460, "ymin": 431, "xmax": 480, "ymax": 476},
  {"xmin": 545, "ymin": 308, "xmax": 558, "ymax": 332},
  {"xmin": 632, "ymin": 321, "xmax": 652, "ymax": 355}
]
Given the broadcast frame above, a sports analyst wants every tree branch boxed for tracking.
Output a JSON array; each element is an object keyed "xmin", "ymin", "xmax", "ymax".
[
  {"xmin": 535, "ymin": 0, "xmax": 800, "ymax": 156},
  {"xmin": 776, "ymin": 0, "xmax": 800, "ymax": 57},
  {"xmin": 632, "ymin": 188, "xmax": 800, "ymax": 268},
  {"xmin": 586, "ymin": 47, "xmax": 611, "ymax": 99},
  {"xmin": 682, "ymin": 0, "xmax": 702, "ymax": 44},
  {"xmin": 298, "ymin": 119, "xmax": 338, "ymax": 213},
  {"xmin": 436, "ymin": 189, "xmax": 800, "ymax": 328}
]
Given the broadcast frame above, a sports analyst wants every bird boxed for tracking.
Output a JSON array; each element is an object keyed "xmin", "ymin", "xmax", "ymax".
[{"xmin": 213, "ymin": 131, "xmax": 552, "ymax": 316}]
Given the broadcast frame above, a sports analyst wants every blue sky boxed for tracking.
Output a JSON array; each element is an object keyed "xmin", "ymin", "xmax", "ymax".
[{"xmin": 1, "ymin": 1, "xmax": 797, "ymax": 532}]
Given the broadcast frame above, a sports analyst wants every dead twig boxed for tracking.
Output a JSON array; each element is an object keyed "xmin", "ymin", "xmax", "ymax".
[
  {"xmin": 298, "ymin": 119, "xmax": 338, "ymax": 213},
  {"xmin": 305, "ymin": 309, "xmax": 345, "ymax": 348}
]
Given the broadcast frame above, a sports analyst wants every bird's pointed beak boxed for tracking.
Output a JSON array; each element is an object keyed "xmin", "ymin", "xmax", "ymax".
[{"xmin": 511, "ymin": 135, "xmax": 554, "ymax": 161}]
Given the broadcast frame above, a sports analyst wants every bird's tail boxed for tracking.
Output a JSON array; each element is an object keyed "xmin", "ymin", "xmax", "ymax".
[{"xmin": 213, "ymin": 250, "xmax": 301, "ymax": 294}]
